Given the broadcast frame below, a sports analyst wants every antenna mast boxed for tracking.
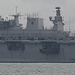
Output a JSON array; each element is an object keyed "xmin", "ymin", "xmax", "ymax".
[
  {"xmin": 69, "ymin": 17, "xmax": 71, "ymax": 33},
  {"xmin": 16, "ymin": 6, "xmax": 18, "ymax": 14}
]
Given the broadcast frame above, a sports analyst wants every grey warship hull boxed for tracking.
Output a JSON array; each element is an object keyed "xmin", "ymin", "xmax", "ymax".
[{"xmin": 0, "ymin": 40, "xmax": 75, "ymax": 63}]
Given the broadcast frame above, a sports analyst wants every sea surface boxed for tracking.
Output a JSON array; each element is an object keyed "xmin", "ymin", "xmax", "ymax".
[{"xmin": 0, "ymin": 63, "xmax": 75, "ymax": 75}]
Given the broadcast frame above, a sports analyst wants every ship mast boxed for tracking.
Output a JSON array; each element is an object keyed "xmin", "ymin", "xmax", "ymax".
[
  {"xmin": 16, "ymin": 6, "xmax": 18, "ymax": 15},
  {"xmin": 10, "ymin": 6, "xmax": 22, "ymax": 26},
  {"xmin": 56, "ymin": 7, "xmax": 61, "ymax": 16},
  {"xmin": 49, "ymin": 7, "xmax": 64, "ymax": 32}
]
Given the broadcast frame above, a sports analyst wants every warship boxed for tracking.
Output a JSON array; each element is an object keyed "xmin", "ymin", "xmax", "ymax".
[{"xmin": 0, "ymin": 7, "xmax": 75, "ymax": 63}]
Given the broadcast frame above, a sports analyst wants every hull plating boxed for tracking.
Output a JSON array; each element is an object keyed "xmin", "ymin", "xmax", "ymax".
[{"xmin": 0, "ymin": 41, "xmax": 75, "ymax": 63}]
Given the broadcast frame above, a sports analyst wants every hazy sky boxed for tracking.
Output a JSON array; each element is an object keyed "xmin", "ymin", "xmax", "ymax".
[{"xmin": 0, "ymin": 0, "xmax": 75, "ymax": 31}]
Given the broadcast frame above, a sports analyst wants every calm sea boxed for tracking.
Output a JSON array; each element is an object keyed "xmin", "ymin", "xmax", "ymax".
[{"xmin": 0, "ymin": 63, "xmax": 75, "ymax": 75}]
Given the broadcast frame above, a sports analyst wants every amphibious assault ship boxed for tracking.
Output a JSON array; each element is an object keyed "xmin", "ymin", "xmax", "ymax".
[{"xmin": 0, "ymin": 7, "xmax": 75, "ymax": 63}]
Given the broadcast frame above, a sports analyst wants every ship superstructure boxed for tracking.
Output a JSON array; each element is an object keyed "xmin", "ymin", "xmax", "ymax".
[
  {"xmin": 49, "ymin": 7, "xmax": 64, "ymax": 31},
  {"xmin": 0, "ymin": 7, "xmax": 74, "ymax": 62}
]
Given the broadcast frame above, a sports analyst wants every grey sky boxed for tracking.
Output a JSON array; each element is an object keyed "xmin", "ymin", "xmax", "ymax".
[{"xmin": 0, "ymin": 0, "xmax": 75, "ymax": 31}]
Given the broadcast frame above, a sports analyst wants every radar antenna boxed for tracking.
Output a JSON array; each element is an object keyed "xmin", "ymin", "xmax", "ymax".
[{"xmin": 56, "ymin": 7, "xmax": 61, "ymax": 16}]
